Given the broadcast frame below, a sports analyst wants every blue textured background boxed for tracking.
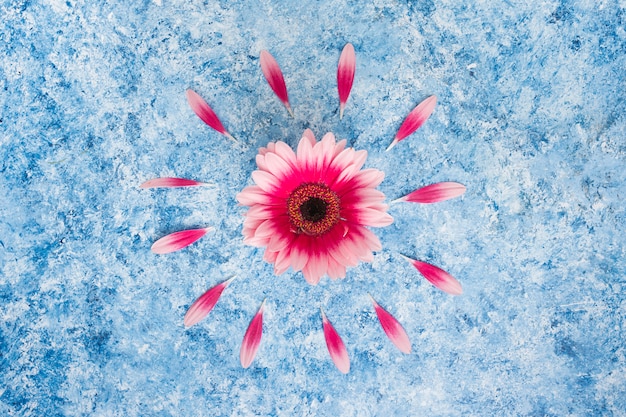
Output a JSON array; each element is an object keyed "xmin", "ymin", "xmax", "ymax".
[{"xmin": 1, "ymin": 0, "xmax": 625, "ymax": 415}]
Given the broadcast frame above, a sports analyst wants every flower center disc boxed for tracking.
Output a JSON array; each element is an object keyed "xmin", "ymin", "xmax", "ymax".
[{"xmin": 287, "ymin": 183, "xmax": 341, "ymax": 236}]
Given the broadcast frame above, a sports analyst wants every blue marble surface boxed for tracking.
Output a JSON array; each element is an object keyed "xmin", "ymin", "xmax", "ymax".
[{"xmin": 1, "ymin": 0, "xmax": 625, "ymax": 415}]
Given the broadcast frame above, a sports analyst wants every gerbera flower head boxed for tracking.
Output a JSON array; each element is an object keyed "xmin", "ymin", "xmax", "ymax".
[{"xmin": 237, "ymin": 129, "xmax": 393, "ymax": 285}]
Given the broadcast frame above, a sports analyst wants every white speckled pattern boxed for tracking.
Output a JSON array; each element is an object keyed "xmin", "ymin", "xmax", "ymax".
[{"xmin": 1, "ymin": 0, "xmax": 625, "ymax": 415}]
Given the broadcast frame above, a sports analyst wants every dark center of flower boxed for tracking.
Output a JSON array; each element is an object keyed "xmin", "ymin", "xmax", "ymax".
[
  {"xmin": 287, "ymin": 183, "xmax": 340, "ymax": 236},
  {"xmin": 300, "ymin": 197, "xmax": 327, "ymax": 222}
]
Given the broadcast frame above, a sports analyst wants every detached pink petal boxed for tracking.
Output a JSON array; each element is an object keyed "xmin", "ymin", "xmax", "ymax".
[
  {"xmin": 387, "ymin": 95, "xmax": 437, "ymax": 151},
  {"xmin": 337, "ymin": 43, "xmax": 356, "ymax": 119},
  {"xmin": 151, "ymin": 227, "xmax": 213, "ymax": 254},
  {"xmin": 321, "ymin": 309, "xmax": 350, "ymax": 374},
  {"xmin": 184, "ymin": 276, "xmax": 235, "ymax": 327},
  {"xmin": 260, "ymin": 50, "xmax": 293, "ymax": 117},
  {"xmin": 186, "ymin": 89, "xmax": 236, "ymax": 142},
  {"xmin": 404, "ymin": 256, "xmax": 463, "ymax": 295},
  {"xmin": 370, "ymin": 296, "xmax": 411, "ymax": 354},
  {"xmin": 140, "ymin": 177, "xmax": 206, "ymax": 188},
  {"xmin": 240, "ymin": 300, "xmax": 265, "ymax": 369},
  {"xmin": 395, "ymin": 182, "xmax": 466, "ymax": 204}
]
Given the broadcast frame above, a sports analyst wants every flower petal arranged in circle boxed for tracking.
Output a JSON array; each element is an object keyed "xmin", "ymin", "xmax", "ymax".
[
  {"xmin": 140, "ymin": 177, "xmax": 208, "ymax": 188},
  {"xmin": 260, "ymin": 50, "xmax": 293, "ymax": 117},
  {"xmin": 240, "ymin": 300, "xmax": 266, "ymax": 369},
  {"xmin": 403, "ymin": 256, "xmax": 463, "ymax": 295},
  {"xmin": 186, "ymin": 89, "xmax": 237, "ymax": 142},
  {"xmin": 337, "ymin": 43, "xmax": 356, "ymax": 119},
  {"xmin": 321, "ymin": 309, "xmax": 350, "ymax": 374},
  {"xmin": 184, "ymin": 276, "xmax": 235, "ymax": 328},
  {"xmin": 142, "ymin": 44, "xmax": 468, "ymax": 372},
  {"xmin": 387, "ymin": 95, "xmax": 437, "ymax": 151},
  {"xmin": 150, "ymin": 227, "xmax": 213, "ymax": 255},
  {"xmin": 394, "ymin": 182, "xmax": 466, "ymax": 204},
  {"xmin": 370, "ymin": 295, "xmax": 411, "ymax": 354}
]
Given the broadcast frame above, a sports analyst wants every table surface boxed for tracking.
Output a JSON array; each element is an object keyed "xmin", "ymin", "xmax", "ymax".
[{"xmin": 1, "ymin": 0, "xmax": 625, "ymax": 416}]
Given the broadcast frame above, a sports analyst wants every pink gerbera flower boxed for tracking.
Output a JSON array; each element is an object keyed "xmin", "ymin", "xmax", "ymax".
[
  {"xmin": 236, "ymin": 129, "xmax": 393, "ymax": 284},
  {"xmin": 141, "ymin": 43, "xmax": 467, "ymax": 373}
]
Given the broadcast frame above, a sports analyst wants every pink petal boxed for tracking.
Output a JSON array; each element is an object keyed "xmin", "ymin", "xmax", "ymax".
[
  {"xmin": 303, "ymin": 248, "xmax": 325, "ymax": 285},
  {"xmin": 289, "ymin": 236, "xmax": 309, "ymax": 272},
  {"xmin": 240, "ymin": 300, "xmax": 265, "ymax": 368},
  {"xmin": 274, "ymin": 248, "xmax": 292, "ymax": 275},
  {"xmin": 184, "ymin": 276, "xmax": 235, "ymax": 327},
  {"xmin": 186, "ymin": 89, "xmax": 236, "ymax": 142},
  {"xmin": 264, "ymin": 152, "xmax": 293, "ymax": 178},
  {"xmin": 342, "ymin": 206, "xmax": 393, "ymax": 228},
  {"xmin": 251, "ymin": 170, "xmax": 280, "ymax": 194},
  {"xmin": 260, "ymin": 50, "xmax": 293, "ymax": 117},
  {"xmin": 337, "ymin": 43, "xmax": 356, "ymax": 119},
  {"xmin": 326, "ymin": 256, "xmax": 346, "ymax": 280},
  {"xmin": 273, "ymin": 141, "xmax": 298, "ymax": 168},
  {"xmin": 403, "ymin": 256, "xmax": 463, "ymax": 295},
  {"xmin": 321, "ymin": 309, "xmax": 350, "ymax": 374},
  {"xmin": 150, "ymin": 227, "xmax": 213, "ymax": 254},
  {"xmin": 370, "ymin": 296, "xmax": 411, "ymax": 354},
  {"xmin": 140, "ymin": 177, "xmax": 206, "ymax": 188},
  {"xmin": 395, "ymin": 182, "xmax": 466, "ymax": 204},
  {"xmin": 387, "ymin": 95, "xmax": 437, "ymax": 151},
  {"xmin": 302, "ymin": 129, "xmax": 316, "ymax": 146},
  {"xmin": 236, "ymin": 185, "xmax": 274, "ymax": 206}
]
